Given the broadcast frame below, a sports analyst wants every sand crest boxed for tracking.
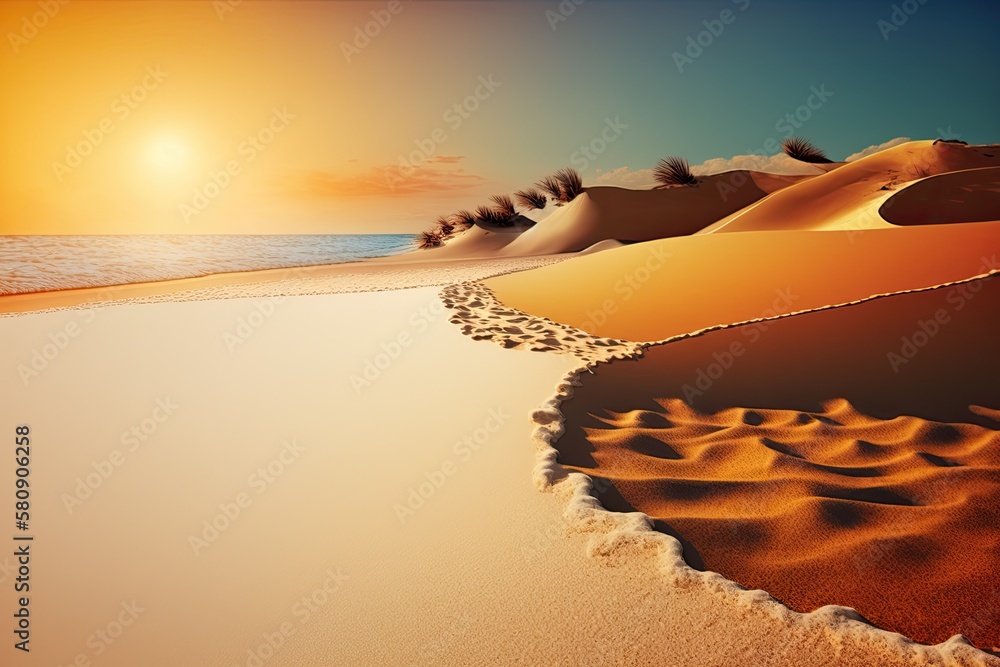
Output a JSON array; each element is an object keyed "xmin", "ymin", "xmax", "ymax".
[
  {"xmin": 698, "ymin": 141, "xmax": 1000, "ymax": 234},
  {"xmin": 485, "ymin": 221, "xmax": 1000, "ymax": 342}
]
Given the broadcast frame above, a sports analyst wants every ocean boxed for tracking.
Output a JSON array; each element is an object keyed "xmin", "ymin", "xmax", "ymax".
[{"xmin": 0, "ymin": 234, "xmax": 417, "ymax": 295}]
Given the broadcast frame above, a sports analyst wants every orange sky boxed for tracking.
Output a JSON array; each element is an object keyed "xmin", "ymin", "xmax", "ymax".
[{"xmin": 0, "ymin": 1, "xmax": 511, "ymax": 234}]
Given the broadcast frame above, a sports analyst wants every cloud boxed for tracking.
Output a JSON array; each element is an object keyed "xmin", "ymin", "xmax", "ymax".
[
  {"xmin": 844, "ymin": 137, "xmax": 910, "ymax": 162},
  {"xmin": 592, "ymin": 166, "xmax": 658, "ymax": 189},
  {"xmin": 426, "ymin": 155, "xmax": 466, "ymax": 164},
  {"xmin": 691, "ymin": 153, "xmax": 820, "ymax": 176},
  {"xmin": 287, "ymin": 163, "xmax": 485, "ymax": 197}
]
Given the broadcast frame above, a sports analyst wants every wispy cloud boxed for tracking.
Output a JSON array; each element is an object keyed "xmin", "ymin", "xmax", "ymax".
[
  {"xmin": 285, "ymin": 162, "xmax": 485, "ymax": 197},
  {"xmin": 426, "ymin": 155, "xmax": 466, "ymax": 164},
  {"xmin": 844, "ymin": 137, "xmax": 910, "ymax": 162}
]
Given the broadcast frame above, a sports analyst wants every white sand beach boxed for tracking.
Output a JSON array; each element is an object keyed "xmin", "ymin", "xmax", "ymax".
[{"xmin": 2, "ymin": 257, "xmax": 992, "ymax": 665}]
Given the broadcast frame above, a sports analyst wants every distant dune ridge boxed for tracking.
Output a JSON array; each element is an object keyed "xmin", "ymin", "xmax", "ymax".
[
  {"xmin": 699, "ymin": 140, "xmax": 1000, "ymax": 234},
  {"xmin": 423, "ymin": 171, "xmax": 790, "ymax": 258},
  {"xmin": 421, "ymin": 140, "xmax": 997, "ymax": 261}
]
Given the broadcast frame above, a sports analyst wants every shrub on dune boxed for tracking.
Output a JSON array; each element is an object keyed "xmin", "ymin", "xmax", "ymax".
[
  {"xmin": 418, "ymin": 230, "xmax": 443, "ymax": 249},
  {"xmin": 653, "ymin": 156, "xmax": 698, "ymax": 187},
  {"xmin": 534, "ymin": 169, "xmax": 584, "ymax": 205},
  {"xmin": 554, "ymin": 168, "xmax": 584, "ymax": 203},
  {"xmin": 434, "ymin": 215, "xmax": 455, "ymax": 238},
  {"xmin": 474, "ymin": 205, "xmax": 502, "ymax": 226},
  {"xmin": 781, "ymin": 137, "xmax": 833, "ymax": 164},
  {"xmin": 535, "ymin": 175, "xmax": 563, "ymax": 202},
  {"xmin": 513, "ymin": 188, "xmax": 547, "ymax": 211},
  {"xmin": 450, "ymin": 210, "xmax": 476, "ymax": 230},
  {"xmin": 489, "ymin": 194, "xmax": 518, "ymax": 220}
]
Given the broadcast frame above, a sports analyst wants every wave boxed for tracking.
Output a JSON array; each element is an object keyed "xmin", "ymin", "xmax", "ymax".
[{"xmin": 0, "ymin": 234, "xmax": 416, "ymax": 295}]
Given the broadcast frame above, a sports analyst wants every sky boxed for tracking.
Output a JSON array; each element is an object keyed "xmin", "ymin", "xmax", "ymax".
[{"xmin": 1, "ymin": 0, "xmax": 998, "ymax": 234}]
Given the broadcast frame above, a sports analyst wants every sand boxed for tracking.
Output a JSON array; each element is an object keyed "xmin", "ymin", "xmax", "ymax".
[
  {"xmin": 5, "ymin": 276, "xmax": 978, "ymax": 666},
  {"xmin": 5, "ymin": 138, "xmax": 999, "ymax": 665},
  {"xmin": 698, "ymin": 141, "xmax": 1000, "ymax": 234},
  {"xmin": 555, "ymin": 275, "xmax": 1000, "ymax": 649},
  {"xmin": 443, "ymin": 147, "xmax": 1000, "ymax": 662},
  {"xmin": 420, "ymin": 171, "xmax": 807, "ymax": 260},
  {"xmin": 880, "ymin": 166, "xmax": 1000, "ymax": 226},
  {"xmin": 485, "ymin": 221, "xmax": 1000, "ymax": 342},
  {"xmin": 0, "ymin": 254, "xmax": 566, "ymax": 315}
]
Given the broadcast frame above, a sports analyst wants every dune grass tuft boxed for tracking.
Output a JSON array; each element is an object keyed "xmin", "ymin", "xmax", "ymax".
[{"xmin": 653, "ymin": 156, "xmax": 698, "ymax": 187}]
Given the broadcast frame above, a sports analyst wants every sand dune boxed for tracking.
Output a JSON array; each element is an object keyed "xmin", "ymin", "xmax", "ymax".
[
  {"xmin": 418, "ymin": 225, "xmax": 521, "ymax": 258},
  {"xmin": 500, "ymin": 175, "xmax": 771, "ymax": 256},
  {"xmin": 880, "ymin": 166, "xmax": 1000, "ymax": 225},
  {"xmin": 553, "ymin": 275, "xmax": 1000, "ymax": 649},
  {"xmin": 486, "ymin": 220, "xmax": 1000, "ymax": 342},
  {"xmin": 424, "ymin": 170, "xmax": 805, "ymax": 259},
  {"xmin": 698, "ymin": 141, "xmax": 1000, "ymax": 234}
]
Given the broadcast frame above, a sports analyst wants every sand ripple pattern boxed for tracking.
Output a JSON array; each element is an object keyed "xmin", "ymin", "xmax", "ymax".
[{"xmin": 443, "ymin": 274, "xmax": 1000, "ymax": 666}]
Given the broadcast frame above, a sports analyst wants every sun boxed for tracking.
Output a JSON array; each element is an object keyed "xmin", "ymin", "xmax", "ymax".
[{"xmin": 146, "ymin": 136, "xmax": 190, "ymax": 173}]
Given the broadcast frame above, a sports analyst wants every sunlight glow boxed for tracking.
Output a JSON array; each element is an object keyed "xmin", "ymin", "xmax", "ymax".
[{"xmin": 146, "ymin": 136, "xmax": 190, "ymax": 174}]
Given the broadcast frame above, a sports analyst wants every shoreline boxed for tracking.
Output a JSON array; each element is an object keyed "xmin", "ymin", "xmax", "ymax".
[{"xmin": 0, "ymin": 253, "xmax": 568, "ymax": 315}]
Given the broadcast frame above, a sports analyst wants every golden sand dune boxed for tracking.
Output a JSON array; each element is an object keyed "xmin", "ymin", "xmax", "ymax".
[
  {"xmin": 486, "ymin": 220, "xmax": 1000, "ymax": 342},
  {"xmin": 427, "ymin": 171, "xmax": 806, "ymax": 259},
  {"xmin": 698, "ymin": 140, "xmax": 1000, "ymax": 234},
  {"xmin": 554, "ymin": 274, "xmax": 1000, "ymax": 649},
  {"xmin": 496, "ymin": 173, "xmax": 795, "ymax": 256},
  {"xmin": 881, "ymin": 166, "xmax": 1000, "ymax": 226},
  {"xmin": 420, "ymin": 225, "xmax": 521, "ymax": 258}
]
